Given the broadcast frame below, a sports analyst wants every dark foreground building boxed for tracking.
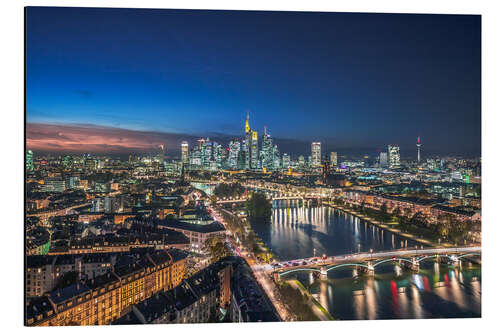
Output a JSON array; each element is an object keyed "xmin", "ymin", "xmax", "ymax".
[{"xmin": 113, "ymin": 256, "xmax": 280, "ymax": 324}]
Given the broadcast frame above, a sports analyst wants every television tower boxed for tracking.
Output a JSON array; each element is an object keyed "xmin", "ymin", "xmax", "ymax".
[{"xmin": 416, "ymin": 137, "xmax": 422, "ymax": 163}]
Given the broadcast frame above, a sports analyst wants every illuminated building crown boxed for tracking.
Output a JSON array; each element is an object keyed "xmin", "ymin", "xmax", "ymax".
[{"xmin": 245, "ymin": 112, "xmax": 250, "ymax": 134}]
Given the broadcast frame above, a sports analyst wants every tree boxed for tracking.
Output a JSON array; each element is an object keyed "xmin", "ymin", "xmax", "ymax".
[
  {"xmin": 380, "ymin": 203, "xmax": 388, "ymax": 215},
  {"xmin": 393, "ymin": 207, "xmax": 402, "ymax": 217},
  {"xmin": 214, "ymin": 182, "xmax": 244, "ymax": 199},
  {"xmin": 205, "ymin": 236, "xmax": 232, "ymax": 263},
  {"xmin": 379, "ymin": 203, "xmax": 390, "ymax": 221},
  {"xmin": 245, "ymin": 192, "xmax": 272, "ymax": 224},
  {"xmin": 359, "ymin": 201, "xmax": 366, "ymax": 213},
  {"xmin": 410, "ymin": 212, "xmax": 427, "ymax": 228},
  {"xmin": 449, "ymin": 219, "xmax": 467, "ymax": 244}
]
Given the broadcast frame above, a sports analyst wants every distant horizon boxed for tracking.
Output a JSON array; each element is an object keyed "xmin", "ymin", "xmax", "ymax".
[
  {"xmin": 26, "ymin": 121, "xmax": 480, "ymax": 159},
  {"xmin": 26, "ymin": 7, "xmax": 481, "ymax": 157}
]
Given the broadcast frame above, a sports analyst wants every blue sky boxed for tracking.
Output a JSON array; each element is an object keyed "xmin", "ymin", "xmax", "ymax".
[{"xmin": 26, "ymin": 7, "xmax": 481, "ymax": 156}]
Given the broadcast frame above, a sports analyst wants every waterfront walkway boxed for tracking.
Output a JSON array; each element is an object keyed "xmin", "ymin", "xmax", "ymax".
[{"xmin": 288, "ymin": 279, "xmax": 334, "ymax": 321}]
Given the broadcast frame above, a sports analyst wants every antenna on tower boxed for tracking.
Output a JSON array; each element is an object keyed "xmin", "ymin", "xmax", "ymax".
[
  {"xmin": 264, "ymin": 125, "xmax": 267, "ymax": 135},
  {"xmin": 416, "ymin": 136, "xmax": 422, "ymax": 164}
]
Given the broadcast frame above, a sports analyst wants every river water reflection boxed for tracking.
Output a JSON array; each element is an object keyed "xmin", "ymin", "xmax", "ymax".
[{"xmin": 251, "ymin": 202, "xmax": 481, "ymax": 319}]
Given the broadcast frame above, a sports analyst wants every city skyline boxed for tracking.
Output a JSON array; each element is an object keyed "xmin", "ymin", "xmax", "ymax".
[
  {"xmin": 24, "ymin": 7, "xmax": 482, "ymax": 326},
  {"xmin": 25, "ymin": 118, "xmax": 475, "ymax": 159},
  {"xmin": 26, "ymin": 7, "xmax": 481, "ymax": 156}
]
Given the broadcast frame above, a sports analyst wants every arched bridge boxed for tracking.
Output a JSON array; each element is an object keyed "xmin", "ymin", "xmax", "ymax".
[{"xmin": 270, "ymin": 246, "xmax": 481, "ymax": 277}]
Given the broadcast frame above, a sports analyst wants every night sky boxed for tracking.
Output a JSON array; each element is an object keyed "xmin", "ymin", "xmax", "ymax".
[{"xmin": 26, "ymin": 7, "xmax": 481, "ymax": 157}]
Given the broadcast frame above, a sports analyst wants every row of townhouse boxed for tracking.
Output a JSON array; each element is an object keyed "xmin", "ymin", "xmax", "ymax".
[
  {"xmin": 25, "ymin": 248, "xmax": 188, "ymax": 326},
  {"xmin": 112, "ymin": 256, "xmax": 279, "ymax": 325},
  {"xmin": 48, "ymin": 232, "xmax": 189, "ymax": 255},
  {"xmin": 26, "ymin": 253, "xmax": 115, "ymax": 297}
]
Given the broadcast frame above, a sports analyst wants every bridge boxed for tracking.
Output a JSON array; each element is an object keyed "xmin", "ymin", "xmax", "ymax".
[
  {"xmin": 264, "ymin": 246, "xmax": 481, "ymax": 278},
  {"xmin": 217, "ymin": 196, "xmax": 306, "ymax": 204}
]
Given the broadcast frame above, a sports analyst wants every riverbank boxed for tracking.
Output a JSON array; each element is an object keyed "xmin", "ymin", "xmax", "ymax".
[
  {"xmin": 289, "ymin": 279, "xmax": 334, "ymax": 321},
  {"xmin": 324, "ymin": 202, "xmax": 455, "ymax": 248}
]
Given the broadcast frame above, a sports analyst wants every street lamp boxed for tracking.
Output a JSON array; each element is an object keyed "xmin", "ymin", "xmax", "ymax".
[{"xmin": 370, "ymin": 248, "xmax": 373, "ymax": 260}]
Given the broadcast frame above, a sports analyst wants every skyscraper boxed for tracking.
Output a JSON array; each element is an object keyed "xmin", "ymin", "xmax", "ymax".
[
  {"xmin": 272, "ymin": 145, "xmax": 281, "ymax": 170},
  {"xmin": 298, "ymin": 155, "xmax": 305, "ymax": 169},
  {"xmin": 26, "ymin": 150, "xmax": 34, "ymax": 171},
  {"xmin": 329, "ymin": 152, "xmax": 338, "ymax": 167},
  {"xmin": 379, "ymin": 152, "xmax": 388, "ymax": 168},
  {"xmin": 245, "ymin": 111, "xmax": 250, "ymax": 135},
  {"xmin": 243, "ymin": 112, "xmax": 251, "ymax": 170},
  {"xmin": 242, "ymin": 138, "xmax": 250, "ymax": 170},
  {"xmin": 282, "ymin": 153, "xmax": 291, "ymax": 170},
  {"xmin": 228, "ymin": 140, "xmax": 241, "ymax": 169},
  {"xmin": 181, "ymin": 141, "xmax": 189, "ymax": 165},
  {"xmin": 388, "ymin": 145, "xmax": 401, "ymax": 169},
  {"xmin": 260, "ymin": 127, "xmax": 273, "ymax": 170},
  {"xmin": 157, "ymin": 144, "xmax": 165, "ymax": 164},
  {"xmin": 250, "ymin": 130, "xmax": 259, "ymax": 169},
  {"xmin": 322, "ymin": 154, "xmax": 331, "ymax": 183},
  {"xmin": 213, "ymin": 142, "xmax": 222, "ymax": 169},
  {"xmin": 311, "ymin": 142, "xmax": 321, "ymax": 168}
]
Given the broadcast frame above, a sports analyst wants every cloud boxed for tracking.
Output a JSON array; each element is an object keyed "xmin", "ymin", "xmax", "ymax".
[
  {"xmin": 74, "ymin": 90, "xmax": 93, "ymax": 98},
  {"xmin": 26, "ymin": 123, "xmax": 197, "ymax": 154},
  {"xmin": 26, "ymin": 122, "xmax": 313, "ymax": 156}
]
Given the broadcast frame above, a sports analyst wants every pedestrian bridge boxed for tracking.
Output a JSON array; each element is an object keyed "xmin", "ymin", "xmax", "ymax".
[
  {"xmin": 272, "ymin": 246, "xmax": 481, "ymax": 277},
  {"xmin": 217, "ymin": 196, "xmax": 305, "ymax": 204}
]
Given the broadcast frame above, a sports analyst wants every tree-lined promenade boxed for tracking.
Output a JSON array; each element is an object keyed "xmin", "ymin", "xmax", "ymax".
[{"xmin": 328, "ymin": 198, "xmax": 479, "ymax": 248}]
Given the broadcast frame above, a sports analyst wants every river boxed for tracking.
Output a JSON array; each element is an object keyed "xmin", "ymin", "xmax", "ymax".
[{"xmin": 250, "ymin": 202, "xmax": 481, "ymax": 320}]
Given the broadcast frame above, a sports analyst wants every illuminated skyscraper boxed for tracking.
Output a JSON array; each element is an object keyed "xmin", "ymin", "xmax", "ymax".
[
  {"xmin": 282, "ymin": 153, "xmax": 291, "ymax": 170},
  {"xmin": 181, "ymin": 141, "xmax": 189, "ymax": 165},
  {"xmin": 379, "ymin": 152, "xmax": 388, "ymax": 168},
  {"xmin": 157, "ymin": 144, "xmax": 165, "ymax": 163},
  {"xmin": 388, "ymin": 145, "xmax": 400, "ymax": 169},
  {"xmin": 329, "ymin": 152, "xmax": 338, "ymax": 167},
  {"xmin": 260, "ymin": 127, "xmax": 273, "ymax": 170},
  {"xmin": 311, "ymin": 142, "xmax": 321, "ymax": 168},
  {"xmin": 250, "ymin": 130, "xmax": 259, "ymax": 169},
  {"xmin": 272, "ymin": 145, "xmax": 281, "ymax": 170},
  {"xmin": 245, "ymin": 111, "xmax": 250, "ymax": 135},
  {"xmin": 322, "ymin": 154, "xmax": 330, "ymax": 183},
  {"xmin": 243, "ymin": 113, "xmax": 252, "ymax": 170},
  {"xmin": 189, "ymin": 139, "xmax": 204, "ymax": 168},
  {"xmin": 228, "ymin": 140, "xmax": 241, "ymax": 169},
  {"xmin": 242, "ymin": 138, "xmax": 250, "ymax": 170},
  {"xmin": 213, "ymin": 142, "xmax": 222, "ymax": 169},
  {"xmin": 26, "ymin": 150, "xmax": 34, "ymax": 171},
  {"xmin": 298, "ymin": 155, "xmax": 305, "ymax": 169}
]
